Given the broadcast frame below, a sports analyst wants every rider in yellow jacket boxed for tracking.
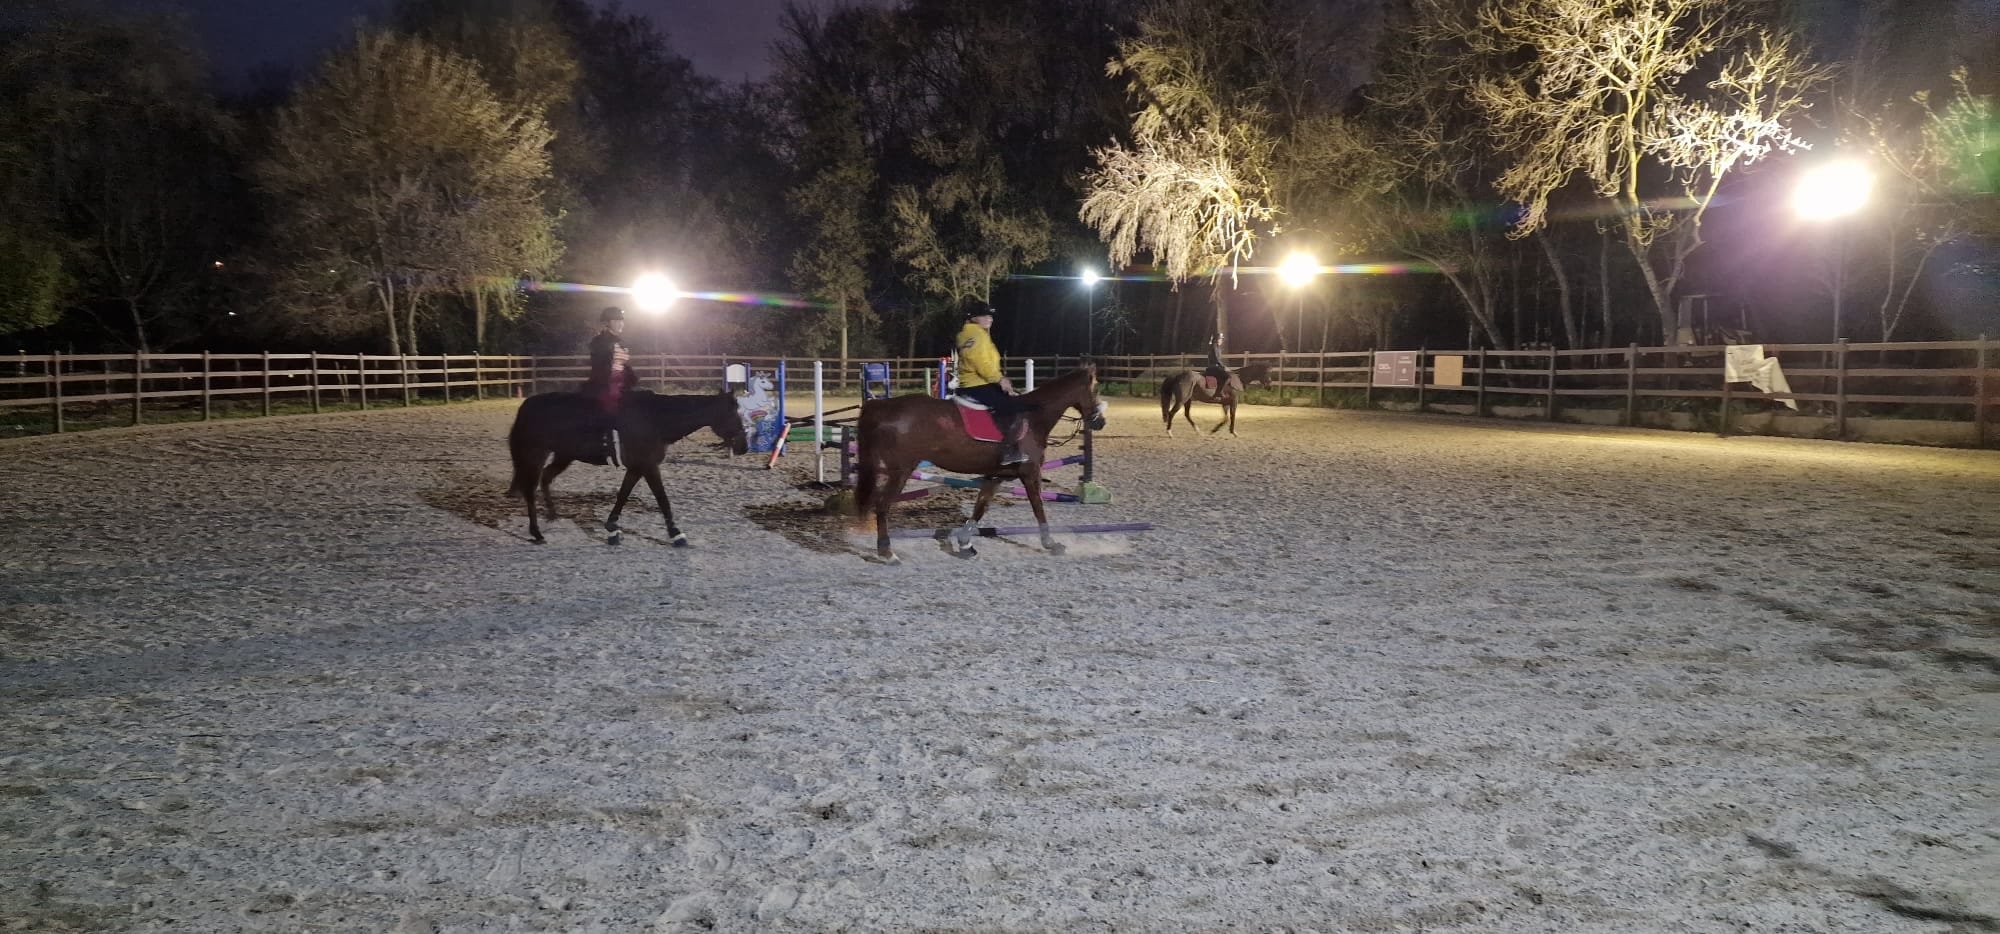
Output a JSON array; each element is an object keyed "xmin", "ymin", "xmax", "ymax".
[{"xmin": 953, "ymin": 301, "xmax": 1033, "ymax": 464}]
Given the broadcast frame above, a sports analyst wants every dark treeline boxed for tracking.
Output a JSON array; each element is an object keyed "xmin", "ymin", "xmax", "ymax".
[{"xmin": 2, "ymin": 0, "xmax": 1993, "ymax": 361}]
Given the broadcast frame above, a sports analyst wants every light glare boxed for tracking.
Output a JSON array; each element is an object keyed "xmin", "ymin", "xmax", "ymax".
[
  {"xmin": 1793, "ymin": 160, "xmax": 1874, "ymax": 221},
  {"xmin": 630, "ymin": 273, "xmax": 679, "ymax": 313},
  {"xmin": 1080, "ymin": 269, "xmax": 1101, "ymax": 287},
  {"xmin": 1279, "ymin": 252, "xmax": 1319, "ymax": 289}
]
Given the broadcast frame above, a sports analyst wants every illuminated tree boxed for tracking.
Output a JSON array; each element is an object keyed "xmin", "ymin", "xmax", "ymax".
[
  {"xmin": 1469, "ymin": 0, "xmax": 1826, "ymax": 342},
  {"xmin": 258, "ymin": 32, "xmax": 559, "ymax": 354},
  {"xmin": 1083, "ymin": 0, "xmax": 1372, "ymax": 347}
]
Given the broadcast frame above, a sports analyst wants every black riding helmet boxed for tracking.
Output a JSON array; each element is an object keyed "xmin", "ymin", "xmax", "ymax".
[
  {"xmin": 600, "ymin": 305, "xmax": 625, "ymax": 323},
  {"xmin": 962, "ymin": 300, "xmax": 996, "ymax": 320}
]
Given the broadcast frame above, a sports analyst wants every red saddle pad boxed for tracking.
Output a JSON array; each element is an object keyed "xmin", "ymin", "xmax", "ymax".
[
  {"xmin": 1202, "ymin": 375, "xmax": 1219, "ymax": 393},
  {"xmin": 955, "ymin": 405, "xmax": 1003, "ymax": 442}
]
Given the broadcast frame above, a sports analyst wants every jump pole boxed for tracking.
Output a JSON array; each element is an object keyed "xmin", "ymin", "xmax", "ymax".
[
  {"xmin": 888, "ymin": 522, "xmax": 1153, "ymax": 541},
  {"xmin": 814, "ymin": 360, "xmax": 825, "ymax": 483}
]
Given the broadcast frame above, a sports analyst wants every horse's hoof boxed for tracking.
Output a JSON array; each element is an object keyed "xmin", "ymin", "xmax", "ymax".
[
  {"xmin": 670, "ymin": 533, "xmax": 691, "ymax": 548},
  {"xmin": 606, "ymin": 530, "xmax": 622, "ymax": 546},
  {"xmin": 1046, "ymin": 542, "xmax": 1067, "ymax": 556},
  {"xmin": 531, "ymin": 535, "xmax": 545, "ymax": 545},
  {"xmin": 876, "ymin": 551, "xmax": 901, "ymax": 566},
  {"xmin": 957, "ymin": 546, "xmax": 978, "ymax": 559}
]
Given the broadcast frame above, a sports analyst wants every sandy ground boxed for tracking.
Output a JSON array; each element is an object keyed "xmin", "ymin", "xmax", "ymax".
[{"xmin": 1, "ymin": 393, "xmax": 1997, "ymax": 933}]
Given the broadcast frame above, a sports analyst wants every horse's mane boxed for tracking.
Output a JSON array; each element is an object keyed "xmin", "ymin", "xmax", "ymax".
[{"xmin": 1021, "ymin": 364, "xmax": 1094, "ymax": 402}]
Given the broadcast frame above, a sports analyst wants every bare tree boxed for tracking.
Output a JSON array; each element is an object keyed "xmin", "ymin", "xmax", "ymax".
[
  {"xmin": 1851, "ymin": 68, "xmax": 1996, "ymax": 339},
  {"xmin": 1469, "ymin": 0, "xmax": 1825, "ymax": 342},
  {"xmin": 257, "ymin": 31, "xmax": 559, "ymax": 354}
]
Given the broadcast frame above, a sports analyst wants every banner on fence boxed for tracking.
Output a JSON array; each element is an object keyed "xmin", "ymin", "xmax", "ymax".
[
  {"xmin": 1433, "ymin": 355, "xmax": 1464, "ymax": 387},
  {"xmin": 1373, "ymin": 351, "xmax": 1418, "ymax": 387},
  {"xmin": 1723, "ymin": 345, "xmax": 1798, "ymax": 410}
]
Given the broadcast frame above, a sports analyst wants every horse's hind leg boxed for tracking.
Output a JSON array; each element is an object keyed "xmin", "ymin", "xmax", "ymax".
[
  {"xmin": 604, "ymin": 468, "xmax": 643, "ymax": 545},
  {"xmin": 871, "ymin": 460, "xmax": 914, "ymax": 564},
  {"xmin": 639, "ymin": 468, "xmax": 688, "ymax": 547},
  {"xmin": 1181, "ymin": 396, "xmax": 1199, "ymax": 434},
  {"xmin": 539, "ymin": 458, "xmax": 574, "ymax": 523},
  {"xmin": 954, "ymin": 477, "xmax": 1004, "ymax": 557},
  {"xmin": 1210, "ymin": 400, "xmax": 1231, "ymax": 435},
  {"xmin": 522, "ymin": 455, "xmax": 548, "ymax": 544}
]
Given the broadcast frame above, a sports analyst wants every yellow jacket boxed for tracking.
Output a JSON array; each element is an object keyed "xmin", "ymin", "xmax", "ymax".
[{"xmin": 955, "ymin": 322, "xmax": 1003, "ymax": 388}]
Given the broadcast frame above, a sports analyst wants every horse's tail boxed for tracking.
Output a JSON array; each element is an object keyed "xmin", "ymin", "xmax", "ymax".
[
  {"xmin": 505, "ymin": 397, "xmax": 542, "ymax": 498},
  {"xmin": 853, "ymin": 403, "xmax": 877, "ymax": 519},
  {"xmin": 1159, "ymin": 373, "xmax": 1180, "ymax": 420}
]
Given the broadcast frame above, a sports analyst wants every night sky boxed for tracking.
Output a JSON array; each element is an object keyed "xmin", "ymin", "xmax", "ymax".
[{"xmin": 110, "ymin": 0, "xmax": 881, "ymax": 85}]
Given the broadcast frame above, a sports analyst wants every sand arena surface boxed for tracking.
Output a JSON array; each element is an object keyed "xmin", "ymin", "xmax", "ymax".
[{"xmin": 1, "ymin": 394, "xmax": 1996, "ymax": 932}]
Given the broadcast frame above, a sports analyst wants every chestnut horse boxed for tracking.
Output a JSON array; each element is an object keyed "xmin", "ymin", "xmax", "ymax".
[
  {"xmin": 1159, "ymin": 362, "xmax": 1273, "ymax": 436},
  {"xmin": 854, "ymin": 365, "xmax": 1106, "ymax": 564},
  {"xmin": 507, "ymin": 389, "xmax": 749, "ymax": 545}
]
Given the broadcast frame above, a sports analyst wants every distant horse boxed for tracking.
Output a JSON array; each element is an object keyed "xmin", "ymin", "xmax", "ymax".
[
  {"xmin": 1159, "ymin": 362, "xmax": 1274, "ymax": 436},
  {"xmin": 854, "ymin": 365, "xmax": 1106, "ymax": 564},
  {"xmin": 507, "ymin": 390, "xmax": 749, "ymax": 545}
]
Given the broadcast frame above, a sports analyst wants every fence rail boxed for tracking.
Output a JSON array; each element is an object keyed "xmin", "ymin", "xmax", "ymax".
[{"xmin": 4, "ymin": 340, "xmax": 1992, "ymax": 446}]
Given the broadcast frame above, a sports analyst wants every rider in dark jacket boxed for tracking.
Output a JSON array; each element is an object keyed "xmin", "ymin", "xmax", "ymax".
[
  {"xmin": 578, "ymin": 306, "xmax": 640, "ymax": 465},
  {"xmin": 1203, "ymin": 335, "xmax": 1239, "ymax": 398}
]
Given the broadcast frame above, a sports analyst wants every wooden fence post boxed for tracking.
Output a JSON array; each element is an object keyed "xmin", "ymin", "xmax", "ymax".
[
  {"xmin": 1719, "ymin": 369, "xmax": 1733, "ymax": 437},
  {"xmin": 474, "ymin": 354, "xmax": 483, "ymax": 400},
  {"xmin": 261, "ymin": 350, "xmax": 273, "ymax": 417},
  {"xmin": 529, "ymin": 357, "xmax": 538, "ymax": 396},
  {"xmin": 50, "ymin": 350, "xmax": 63, "ymax": 433},
  {"xmin": 440, "ymin": 354, "xmax": 451, "ymax": 403},
  {"xmin": 1835, "ymin": 339, "xmax": 1849, "ymax": 440},
  {"xmin": 1316, "ymin": 351, "xmax": 1326, "ymax": 406},
  {"xmin": 359, "ymin": 357, "xmax": 369, "ymax": 410},
  {"xmin": 1475, "ymin": 348, "xmax": 1487, "ymax": 417},
  {"xmin": 1416, "ymin": 347, "xmax": 1428, "ymax": 413},
  {"xmin": 201, "ymin": 351, "xmax": 212, "ymax": 420},
  {"xmin": 309, "ymin": 352, "xmax": 321, "ymax": 414},
  {"xmin": 1976, "ymin": 335, "xmax": 1989, "ymax": 448},
  {"xmin": 401, "ymin": 354, "xmax": 412, "ymax": 406},
  {"xmin": 132, "ymin": 350, "xmax": 144, "ymax": 425},
  {"xmin": 1624, "ymin": 343, "xmax": 1638, "ymax": 427},
  {"xmin": 1544, "ymin": 347, "xmax": 1558, "ymax": 421},
  {"xmin": 1364, "ymin": 347, "xmax": 1376, "ymax": 410}
]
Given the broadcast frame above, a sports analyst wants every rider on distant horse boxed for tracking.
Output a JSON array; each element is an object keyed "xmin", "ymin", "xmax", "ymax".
[
  {"xmin": 1204, "ymin": 335, "xmax": 1242, "ymax": 399},
  {"xmin": 579, "ymin": 305, "xmax": 639, "ymax": 466},
  {"xmin": 954, "ymin": 300, "xmax": 1034, "ymax": 466}
]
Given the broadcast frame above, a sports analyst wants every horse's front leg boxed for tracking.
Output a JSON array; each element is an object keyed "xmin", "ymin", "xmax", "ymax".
[
  {"xmin": 1210, "ymin": 399, "xmax": 1232, "ymax": 435},
  {"xmin": 1181, "ymin": 397, "xmax": 1199, "ymax": 434},
  {"xmin": 604, "ymin": 467, "xmax": 642, "ymax": 545},
  {"xmin": 1021, "ymin": 467, "xmax": 1064, "ymax": 555},
  {"xmin": 640, "ymin": 467, "xmax": 688, "ymax": 547}
]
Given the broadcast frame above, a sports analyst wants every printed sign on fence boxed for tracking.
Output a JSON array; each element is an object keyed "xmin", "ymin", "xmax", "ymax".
[{"xmin": 1373, "ymin": 351, "xmax": 1418, "ymax": 387}]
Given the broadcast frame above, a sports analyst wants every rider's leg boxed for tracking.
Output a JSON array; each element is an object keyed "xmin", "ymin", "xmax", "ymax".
[{"xmin": 999, "ymin": 413, "xmax": 1032, "ymax": 465}]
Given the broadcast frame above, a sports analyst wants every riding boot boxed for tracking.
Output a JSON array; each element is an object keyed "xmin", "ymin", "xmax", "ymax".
[{"xmin": 999, "ymin": 420, "xmax": 1029, "ymax": 466}]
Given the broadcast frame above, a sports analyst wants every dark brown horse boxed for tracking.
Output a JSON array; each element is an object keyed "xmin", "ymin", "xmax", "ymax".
[
  {"xmin": 854, "ymin": 365, "xmax": 1106, "ymax": 564},
  {"xmin": 507, "ymin": 390, "xmax": 749, "ymax": 545},
  {"xmin": 1159, "ymin": 362, "xmax": 1273, "ymax": 436}
]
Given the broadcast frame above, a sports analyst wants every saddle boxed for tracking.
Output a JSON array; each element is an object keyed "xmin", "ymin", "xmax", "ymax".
[{"xmin": 950, "ymin": 395, "xmax": 1005, "ymax": 442}]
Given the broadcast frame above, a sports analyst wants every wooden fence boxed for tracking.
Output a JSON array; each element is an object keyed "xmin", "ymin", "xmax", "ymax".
[{"xmin": 4, "ymin": 340, "xmax": 1992, "ymax": 446}]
